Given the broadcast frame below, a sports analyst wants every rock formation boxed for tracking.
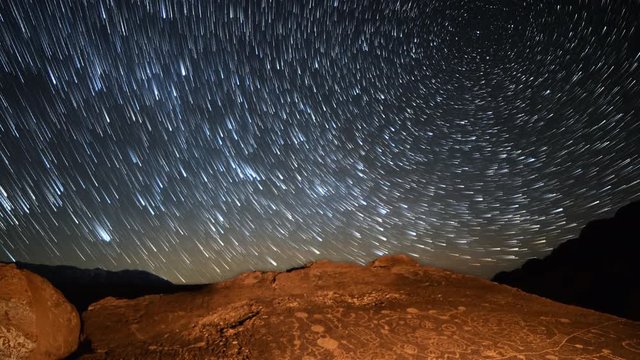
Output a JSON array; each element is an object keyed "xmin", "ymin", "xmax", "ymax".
[
  {"xmin": 0, "ymin": 263, "xmax": 80, "ymax": 360},
  {"xmin": 493, "ymin": 200, "xmax": 640, "ymax": 321},
  {"xmin": 79, "ymin": 254, "xmax": 640, "ymax": 359}
]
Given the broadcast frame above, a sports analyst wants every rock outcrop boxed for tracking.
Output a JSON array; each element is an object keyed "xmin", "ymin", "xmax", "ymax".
[
  {"xmin": 0, "ymin": 263, "xmax": 80, "ymax": 360},
  {"xmin": 493, "ymin": 200, "xmax": 640, "ymax": 320},
  {"xmin": 79, "ymin": 255, "xmax": 640, "ymax": 359}
]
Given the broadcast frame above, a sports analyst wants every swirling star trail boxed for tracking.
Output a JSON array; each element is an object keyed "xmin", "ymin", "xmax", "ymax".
[{"xmin": 1, "ymin": 1, "xmax": 639, "ymax": 283}]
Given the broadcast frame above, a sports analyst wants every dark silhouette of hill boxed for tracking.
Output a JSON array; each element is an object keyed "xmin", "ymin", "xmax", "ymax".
[
  {"xmin": 493, "ymin": 200, "xmax": 640, "ymax": 321},
  {"xmin": 3, "ymin": 262, "xmax": 205, "ymax": 313}
]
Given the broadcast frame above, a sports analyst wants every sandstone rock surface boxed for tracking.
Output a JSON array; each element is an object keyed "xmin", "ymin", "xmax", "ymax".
[
  {"xmin": 0, "ymin": 263, "xmax": 80, "ymax": 360},
  {"xmin": 81, "ymin": 255, "xmax": 640, "ymax": 359}
]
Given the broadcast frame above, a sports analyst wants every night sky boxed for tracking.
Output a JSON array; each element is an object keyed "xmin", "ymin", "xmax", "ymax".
[{"xmin": 1, "ymin": 1, "xmax": 639, "ymax": 284}]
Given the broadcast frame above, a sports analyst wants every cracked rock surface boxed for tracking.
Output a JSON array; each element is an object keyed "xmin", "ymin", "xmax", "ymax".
[
  {"xmin": 80, "ymin": 255, "xmax": 640, "ymax": 359},
  {"xmin": 0, "ymin": 263, "xmax": 80, "ymax": 360}
]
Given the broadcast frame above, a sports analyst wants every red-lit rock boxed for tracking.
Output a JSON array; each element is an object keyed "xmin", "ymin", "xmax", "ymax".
[
  {"xmin": 0, "ymin": 263, "xmax": 80, "ymax": 360},
  {"xmin": 80, "ymin": 255, "xmax": 640, "ymax": 359}
]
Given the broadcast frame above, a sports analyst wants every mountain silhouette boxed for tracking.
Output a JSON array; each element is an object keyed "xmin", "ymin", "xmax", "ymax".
[
  {"xmin": 493, "ymin": 200, "xmax": 640, "ymax": 320},
  {"xmin": 5, "ymin": 262, "xmax": 204, "ymax": 313}
]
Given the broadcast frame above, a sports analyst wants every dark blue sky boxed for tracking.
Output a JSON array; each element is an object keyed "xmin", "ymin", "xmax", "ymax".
[{"xmin": 1, "ymin": 0, "xmax": 639, "ymax": 283}]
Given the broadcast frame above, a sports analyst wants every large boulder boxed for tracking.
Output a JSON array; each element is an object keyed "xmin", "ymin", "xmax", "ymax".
[{"xmin": 0, "ymin": 263, "xmax": 80, "ymax": 360}]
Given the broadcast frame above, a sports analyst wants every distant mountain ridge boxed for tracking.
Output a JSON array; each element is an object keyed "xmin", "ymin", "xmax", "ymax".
[
  {"xmin": 2, "ymin": 262, "xmax": 204, "ymax": 312},
  {"xmin": 493, "ymin": 200, "xmax": 640, "ymax": 321}
]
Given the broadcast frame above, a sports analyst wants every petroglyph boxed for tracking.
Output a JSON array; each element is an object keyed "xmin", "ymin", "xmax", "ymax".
[{"xmin": 0, "ymin": 325, "xmax": 36, "ymax": 360}]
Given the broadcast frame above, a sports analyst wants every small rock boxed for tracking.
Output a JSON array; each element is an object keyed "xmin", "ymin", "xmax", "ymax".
[{"xmin": 369, "ymin": 254, "xmax": 420, "ymax": 268}]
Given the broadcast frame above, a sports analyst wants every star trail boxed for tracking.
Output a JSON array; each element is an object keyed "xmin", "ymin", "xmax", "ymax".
[{"xmin": 1, "ymin": 0, "xmax": 639, "ymax": 283}]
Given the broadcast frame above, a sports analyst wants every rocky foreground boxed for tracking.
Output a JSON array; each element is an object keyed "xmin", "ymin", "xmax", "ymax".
[{"xmin": 78, "ymin": 255, "xmax": 640, "ymax": 360}]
